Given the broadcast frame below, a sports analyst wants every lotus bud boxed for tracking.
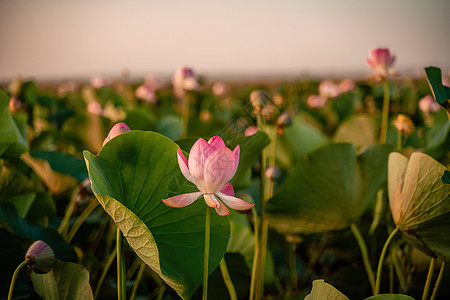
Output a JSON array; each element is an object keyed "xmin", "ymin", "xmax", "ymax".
[
  {"xmin": 273, "ymin": 93, "xmax": 285, "ymax": 106},
  {"xmin": 103, "ymin": 123, "xmax": 130, "ymax": 146},
  {"xmin": 393, "ymin": 114, "xmax": 415, "ymax": 137},
  {"xmin": 25, "ymin": 241, "xmax": 55, "ymax": 274},
  {"xmin": 265, "ymin": 166, "xmax": 281, "ymax": 180},
  {"xmin": 275, "ymin": 112, "xmax": 293, "ymax": 135},
  {"xmin": 366, "ymin": 48, "xmax": 396, "ymax": 77},
  {"xmin": 250, "ymin": 90, "xmax": 271, "ymax": 112},
  {"xmin": 306, "ymin": 94, "xmax": 327, "ymax": 109},
  {"xmin": 8, "ymin": 96, "xmax": 22, "ymax": 113},
  {"xmin": 245, "ymin": 126, "xmax": 258, "ymax": 137},
  {"xmin": 418, "ymin": 95, "xmax": 440, "ymax": 115}
]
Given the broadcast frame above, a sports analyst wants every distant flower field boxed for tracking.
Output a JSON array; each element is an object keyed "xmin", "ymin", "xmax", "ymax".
[{"xmin": 1, "ymin": 51, "xmax": 450, "ymax": 300}]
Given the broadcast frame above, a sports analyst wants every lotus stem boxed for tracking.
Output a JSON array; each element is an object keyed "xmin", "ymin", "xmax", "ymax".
[
  {"xmin": 249, "ymin": 206, "xmax": 259, "ymax": 300},
  {"xmin": 94, "ymin": 246, "xmax": 117, "ymax": 299},
  {"xmin": 129, "ymin": 261, "xmax": 146, "ymax": 300},
  {"xmin": 430, "ymin": 261, "xmax": 446, "ymax": 300},
  {"xmin": 58, "ymin": 188, "xmax": 78, "ymax": 237},
  {"xmin": 287, "ymin": 240, "xmax": 298, "ymax": 292},
  {"xmin": 379, "ymin": 80, "xmax": 390, "ymax": 144},
  {"xmin": 181, "ymin": 94, "xmax": 190, "ymax": 138},
  {"xmin": 219, "ymin": 257, "xmax": 237, "ymax": 300},
  {"xmin": 375, "ymin": 227, "xmax": 399, "ymax": 295},
  {"xmin": 202, "ymin": 206, "xmax": 211, "ymax": 300},
  {"xmin": 422, "ymin": 257, "xmax": 436, "ymax": 300},
  {"xmin": 397, "ymin": 131, "xmax": 403, "ymax": 152},
  {"xmin": 117, "ymin": 228, "xmax": 126, "ymax": 300},
  {"xmin": 8, "ymin": 260, "xmax": 28, "ymax": 300},
  {"xmin": 350, "ymin": 223, "xmax": 376, "ymax": 294},
  {"xmin": 67, "ymin": 200, "xmax": 99, "ymax": 243}
]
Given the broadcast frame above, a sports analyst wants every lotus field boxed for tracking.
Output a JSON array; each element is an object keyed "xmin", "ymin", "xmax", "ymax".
[{"xmin": 1, "ymin": 49, "xmax": 450, "ymax": 300}]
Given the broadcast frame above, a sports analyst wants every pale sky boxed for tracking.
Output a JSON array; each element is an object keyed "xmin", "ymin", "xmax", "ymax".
[{"xmin": 0, "ymin": 0, "xmax": 449, "ymax": 81}]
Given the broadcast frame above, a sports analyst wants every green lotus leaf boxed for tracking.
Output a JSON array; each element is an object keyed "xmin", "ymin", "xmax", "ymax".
[
  {"xmin": 30, "ymin": 260, "xmax": 94, "ymax": 300},
  {"xmin": 304, "ymin": 279, "xmax": 349, "ymax": 300},
  {"xmin": 333, "ymin": 114, "xmax": 379, "ymax": 148},
  {"xmin": 364, "ymin": 295, "xmax": 415, "ymax": 300},
  {"xmin": 266, "ymin": 143, "xmax": 392, "ymax": 234},
  {"xmin": 425, "ymin": 67, "xmax": 450, "ymax": 106},
  {"xmin": 84, "ymin": 131, "xmax": 230, "ymax": 299},
  {"xmin": 388, "ymin": 152, "xmax": 450, "ymax": 258}
]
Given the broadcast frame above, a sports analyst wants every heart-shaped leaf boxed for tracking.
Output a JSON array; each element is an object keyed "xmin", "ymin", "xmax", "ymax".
[
  {"xmin": 84, "ymin": 131, "xmax": 230, "ymax": 299},
  {"xmin": 266, "ymin": 143, "xmax": 392, "ymax": 234},
  {"xmin": 388, "ymin": 152, "xmax": 450, "ymax": 257}
]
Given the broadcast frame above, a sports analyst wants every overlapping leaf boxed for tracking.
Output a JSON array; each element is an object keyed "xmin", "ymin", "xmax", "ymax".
[
  {"xmin": 266, "ymin": 143, "xmax": 392, "ymax": 234},
  {"xmin": 388, "ymin": 152, "xmax": 450, "ymax": 257},
  {"xmin": 84, "ymin": 131, "xmax": 230, "ymax": 299}
]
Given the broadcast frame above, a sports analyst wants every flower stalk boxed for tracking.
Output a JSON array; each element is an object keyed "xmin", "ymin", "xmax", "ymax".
[
  {"xmin": 379, "ymin": 80, "xmax": 390, "ymax": 144},
  {"xmin": 8, "ymin": 260, "xmax": 28, "ymax": 300},
  {"xmin": 422, "ymin": 257, "xmax": 436, "ymax": 300},
  {"xmin": 203, "ymin": 206, "xmax": 211, "ymax": 300},
  {"xmin": 375, "ymin": 227, "xmax": 399, "ymax": 295},
  {"xmin": 350, "ymin": 223, "xmax": 376, "ymax": 294},
  {"xmin": 219, "ymin": 257, "xmax": 237, "ymax": 300},
  {"xmin": 117, "ymin": 228, "xmax": 126, "ymax": 300}
]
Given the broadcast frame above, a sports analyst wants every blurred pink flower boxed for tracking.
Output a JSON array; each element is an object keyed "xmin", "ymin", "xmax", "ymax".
[
  {"xmin": 244, "ymin": 126, "xmax": 258, "ymax": 136},
  {"xmin": 90, "ymin": 76, "xmax": 110, "ymax": 89},
  {"xmin": 212, "ymin": 82, "xmax": 229, "ymax": 97},
  {"xmin": 307, "ymin": 94, "xmax": 327, "ymax": 109},
  {"xmin": 319, "ymin": 80, "xmax": 341, "ymax": 98},
  {"xmin": 87, "ymin": 101, "xmax": 103, "ymax": 116},
  {"xmin": 144, "ymin": 76, "xmax": 164, "ymax": 91},
  {"xmin": 135, "ymin": 85, "xmax": 157, "ymax": 103},
  {"xmin": 172, "ymin": 66, "xmax": 200, "ymax": 98},
  {"xmin": 418, "ymin": 95, "xmax": 440, "ymax": 114},
  {"xmin": 366, "ymin": 48, "xmax": 396, "ymax": 76},
  {"xmin": 163, "ymin": 136, "xmax": 254, "ymax": 216},
  {"xmin": 338, "ymin": 79, "xmax": 356, "ymax": 93},
  {"xmin": 102, "ymin": 123, "xmax": 130, "ymax": 146},
  {"xmin": 8, "ymin": 96, "xmax": 22, "ymax": 113}
]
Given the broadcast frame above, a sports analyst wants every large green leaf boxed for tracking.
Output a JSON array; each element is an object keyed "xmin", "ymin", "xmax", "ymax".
[
  {"xmin": 0, "ymin": 90, "xmax": 28, "ymax": 157},
  {"xmin": 304, "ymin": 279, "xmax": 349, "ymax": 300},
  {"xmin": 388, "ymin": 152, "xmax": 450, "ymax": 257},
  {"xmin": 266, "ymin": 143, "xmax": 392, "ymax": 234},
  {"xmin": 84, "ymin": 131, "xmax": 230, "ymax": 299},
  {"xmin": 333, "ymin": 114, "xmax": 378, "ymax": 148},
  {"xmin": 425, "ymin": 67, "xmax": 450, "ymax": 107},
  {"xmin": 30, "ymin": 260, "xmax": 94, "ymax": 300}
]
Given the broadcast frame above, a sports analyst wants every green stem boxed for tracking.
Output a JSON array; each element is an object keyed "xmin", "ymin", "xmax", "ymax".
[
  {"xmin": 397, "ymin": 131, "xmax": 403, "ymax": 152},
  {"xmin": 58, "ymin": 188, "xmax": 78, "ymax": 237},
  {"xmin": 350, "ymin": 223, "xmax": 376, "ymax": 294},
  {"xmin": 249, "ymin": 207, "xmax": 259, "ymax": 300},
  {"xmin": 379, "ymin": 80, "xmax": 391, "ymax": 144},
  {"xmin": 66, "ymin": 200, "xmax": 99, "ymax": 243},
  {"xmin": 375, "ymin": 227, "xmax": 399, "ymax": 295},
  {"xmin": 422, "ymin": 257, "xmax": 436, "ymax": 300},
  {"xmin": 117, "ymin": 228, "xmax": 126, "ymax": 300},
  {"xmin": 181, "ymin": 94, "xmax": 190, "ymax": 138},
  {"xmin": 259, "ymin": 219, "xmax": 269, "ymax": 297},
  {"xmin": 430, "ymin": 261, "xmax": 446, "ymax": 300},
  {"xmin": 220, "ymin": 257, "xmax": 237, "ymax": 300},
  {"xmin": 129, "ymin": 261, "xmax": 146, "ymax": 300},
  {"xmin": 94, "ymin": 246, "xmax": 117, "ymax": 299},
  {"xmin": 8, "ymin": 260, "xmax": 28, "ymax": 300},
  {"xmin": 203, "ymin": 206, "xmax": 211, "ymax": 300},
  {"xmin": 287, "ymin": 240, "xmax": 298, "ymax": 292},
  {"xmin": 391, "ymin": 248, "xmax": 407, "ymax": 293}
]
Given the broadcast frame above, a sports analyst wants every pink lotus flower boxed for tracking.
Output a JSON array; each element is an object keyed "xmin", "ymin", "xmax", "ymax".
[
  {"xmin": 102, "ymin": 123, "xmax": 130, "ymax": 146},
  {"xmin": 366, "ymin": 48, "xmax": 396, "ymax": 76},
  {"xmin": 172, "ymin": 66, "xmax": 201, "ymax": 98},
  {"xmin": 319, "ymin": 80, "xmax": 341, "ymax": 99},
  {"xmin": 419, "ymin": 95, "xmax": 441, "ymax": 114},
  {"xmin": 163, "ymin": 136, "xmax": 254, "ymax": 216},
  {"xmin": 306, "ymin": 94, "xmax": 327, "ymax": 109}
]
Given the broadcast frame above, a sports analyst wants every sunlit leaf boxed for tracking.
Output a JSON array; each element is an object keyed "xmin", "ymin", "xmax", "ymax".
[
  {"xmin": 30, "ymin": 260, "xmax": 94, "ymax": 300},
  {"xmin": 267, "ymin": 144, "xmax": 392, "ymax": 234},
  {"xmin": 304, "ymin": 279, "xmax": 349, "ymax": 300},
  {"xmin": 84, "ymin": 131, "xmax": 230, "ymax": 299},
  {"xmin": 388, "ymin": 152, "xmax": 450, "ymax": 257},
  {"xmin": 333, "ymin": 114, "xmax": 379, "ymax": 148}
]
